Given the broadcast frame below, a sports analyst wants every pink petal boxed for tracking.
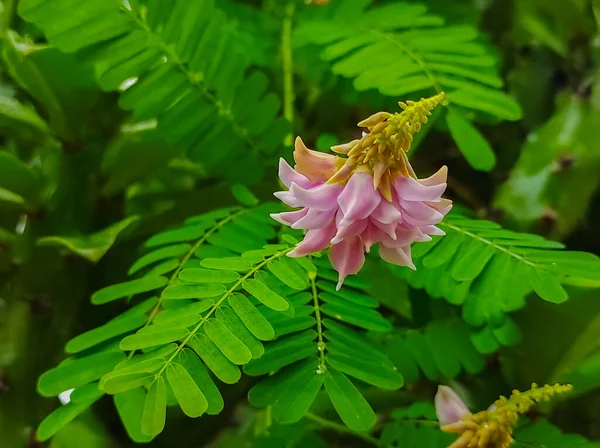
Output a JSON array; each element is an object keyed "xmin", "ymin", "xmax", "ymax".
[
  {"xmin": 379, "ymin": 245, "xmax": 415, "ymax": 270},
  {"xmin": 372, "ymin": 199, "xmax": 402, "ymax": 224},
  {"xmin": 420, "ymin": 166, "xmax": 448, "ymax": 186},
  {"xmin": 290, "ymin": 182, "xmax": 343, "ymax": 211},
  {"xmin": 372, "ymin": 219, "xmax": 397, "ymax": 240},
  {"xmin": 362, "ymin": 223, "xmax": 383, "ymax": 253},
  {"xmin": 435, "ymin": 386, "xmax": 470, "ymax": 426},
  {"xmin": 380, "ymin": 225, "xmax": 420, "ymax": 248},
  {"xmin": 329, "ymin": 236, "xmax": 366, "ymax": 290},
  {"xmin": 278, "ymin": 158, "xmax": 314, "ymax": 189},
  {"xmin": 293, "ymin": 137, "xmax": 337, "ymax": 183},
  {"xmin": 291, "ymin": 208, "xmax": 336, "ymax": 230},
  {"xmin": 421, "ymin": 225, "xmax": 445, "ymax": 236},
  {"xmin": 273, "ymin": 190, "xmax": 302, "ymax": 208},
  {"xmin": 271, "ymin": 209, "xmax": 308, "ymax": 226},
  {"xmin": 331, "ymin": 216, "xmax": 368, "ymax": 244},
  {"xmin": 401, "ymin": 200, "xmax": 444, "ymax": 226},
  {"xmin": 288, "ymin": 222, "xmax": 336, "ymax": 257},
  {"xmin": 337, "ymin": 171, "xmax": 381, "ymax": 226},
  {"xmin": 394, "ymin": 175, "xmax": 446, "ymax": 202}
]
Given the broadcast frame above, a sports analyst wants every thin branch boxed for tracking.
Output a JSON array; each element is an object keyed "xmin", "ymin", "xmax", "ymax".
[{"xmin": 304, "ymin": 412, "xmax": 382, "ymax": 447}]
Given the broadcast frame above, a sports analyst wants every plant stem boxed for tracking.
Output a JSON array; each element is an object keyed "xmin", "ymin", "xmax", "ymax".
[
  {"xmin": 282, "ymin": 1, "xmax": 296, "ymax": 145},
  {"xmin": 305, "ymin": 412, "xmax": 381, "ymax": 446}
]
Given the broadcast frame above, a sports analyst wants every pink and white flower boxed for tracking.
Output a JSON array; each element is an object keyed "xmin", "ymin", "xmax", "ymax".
[{"xmin": 272, "ymin": 140, "xmax": 451, "ymax": 289}]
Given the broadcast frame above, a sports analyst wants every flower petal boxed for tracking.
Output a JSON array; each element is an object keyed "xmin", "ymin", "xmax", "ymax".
[
  {"xmin": 435, "ymin": 386, "xmax": 471, "ymax": 427},
  {"xmin": 379, "ymin": 245, "xmax": 415, "ymax": 270},
  {"xmin": 290, "ymin": 182, "xmax": 343, "ymax": 211},
  {"xmin": 273, "ymin": 190, "xmax": 302, "ymax": 208},
  {"xmin": 291, "ymin": 208, "xmax": 336, "ymax": 230},
  {"xmin": 278, "ymin": 158, "xmax": 314, "ymax": 189},
  {"xmin": 329, "ymin": 236, "xmax": 366, "ymax": 290},
  {"xmin": 271, "ymin": 209, "xmax": 308, "ymax": 226},
  {"xmin": 372, "ymin": 199, "xmax": 402, "ymax": 224},
  {"xmin": 394, "ymin": 174, "xmax": 447, "ymax": 202},
  {"xmin": 294, "ymin": 137, "xmax": 337, "ymax": 182},
  {"xmin": 331, "ymin": 216, "xmax": 368, "ymax": 244},
  {"xmin": 288, "ymin": 222, "xmax": 336, "ymax": 257},
  {"xmin": 337, "ymin": 171, "xmax": 381, "ymax": 225},
  {"xmin": 401, "ymin": 200, "xmax": 444, "ymax": 226}
]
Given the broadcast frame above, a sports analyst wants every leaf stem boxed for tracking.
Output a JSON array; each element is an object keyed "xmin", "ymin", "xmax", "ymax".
[
  {"xmin": 305, "ymin": 412, "xmax": 381, "ymax": 446},
  {"xmin": 309, "ymin": 269, "xmax": 326, "ymax": 369},
  {"xmin": 281, "ymin": 1, "xmax": 296, "ymax": 145}
]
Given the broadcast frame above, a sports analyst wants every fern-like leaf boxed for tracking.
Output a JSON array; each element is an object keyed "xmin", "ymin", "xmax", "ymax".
[
  {"xmin": 247, "ymin": 255, "xmax": 402, "ymax": 432},
  {"xmin": 18, "ymin": 0, "xmax": 289, "ymax": 184},
  {"xmin": 35, "ymin": 202, "xmax": 280, "ymax": 441},
  {"xmin": 294, "ymin": 0, "xmax": 522, "ymax": 170},
  {"xmin": 389, "ymin": 212, "xmax": 600, "ymax": 327}
]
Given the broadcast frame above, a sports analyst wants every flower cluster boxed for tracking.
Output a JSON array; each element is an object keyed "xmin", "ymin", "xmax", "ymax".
[
  {"xmin": 435, "ymin": 383, "xmax": 573, "ymax": 448},
  {"xmin": 272, "ymin": 93, "xmax": 451, "ymax": 288}
]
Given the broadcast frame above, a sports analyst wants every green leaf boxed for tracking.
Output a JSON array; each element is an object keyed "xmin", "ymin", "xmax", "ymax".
[
  {"xmin": 65, "ymin": 313, "xmax": 147, "ymax": 354},
  {"xmin": 114, "ymin": 389, "xmax": 154, "ymax": 443},
  {"xmin": 231, "ymin": 184, "xmax": 259, "ymax": 206},
  {"xmin": 528, "ymin": 267, "xmax": 568, "ymax": 304},
  {"xmin": 145, "ymin": 222, "xmax": 215, "ymax": 248},
  {"xmin": 243, "ymin": 278, "xmax": 290, "ymax": 311},
  {"xmin": 177, "ymin": 348, "xmax": 224, "ymax": 415},
  {"xmin": 38, "ymin": 216, "xmax": 139, "ymax": 262},
  {"xmin": 128, "ymin": 243, "xmax": 191, "ymax": 275},
  {"xmin": 201, "ymin": 257, "xmax": 253, "ymax": 271},
  {"xmin": 179, "ymin": 268, "xmax": 240, "ymax": 283},
  {"xmin": 320, "ymin": 301, "xmax": 391, "ymax": 332},
  {"xmin": 273, "ymin": 361, "xmax": 324, "ymax": 424},
  {"xmin": 216, "ymin": 306, "xmax": 264, "ymax": 359},
  {"xmin": 188, "ymin": 334, "xmax": 241, "ymax": 384},
  {"xmin": 102, "ymin": 372, "xmax": 156, "ymax": 394},
  {"xmin": 38, "ymin": 352, "xmax": 124, "ymax": 397},
  {"xmin": 446, "ymin": 109, "xmax": 495, "ymax": 171},
  {"xmin": 268, "ymin": 259, "xmax": 308, "ymax": 290},
  {"xmin": 166, "ymin": 362, "xmax": 208, "ymax": 418},
  {"xmin": 244, "ymin": 330, "xmax": 317, "ymax": 376},
  {"xmin": 0, "ymin": 94, "xmax": 50, "ymax": 142},
  {"xmin": 142, "ymin": 377, "xmax": 167, "ymax": 437},
  {"xmin": 228, "ymin": 292, "xmax": 275, "ymax": 341},
  {"xmin": 91, "ymin": 276, "xmax": 168, "ymax": 305},
  {"xmin": 36, "ymin": 383, "xmax": 104, "ymax": 442},
  {"xmin": 120, "ymin": 328, "xmax": 188, "ymax": 350},
  {"xmin": 153, "ymin": 299, "xmax": 214, "ymax": 325},
  {"xmin": 162, "ymin": 283, "xmax": 226, "ymax": 300},
  {"xmin": 0, "ymin": 150, "xmax": 42, "ymax": 204},
  {"xmin": 323, "ymin": 367, "xmax": 376, "ymax": 432},
  {"xmin": 204, "ymin": 319, "xmax": 253, "ymax": 365},
  {"xmin": 326, "ymin": 353, "xmax": 403, "ymax": 390}
]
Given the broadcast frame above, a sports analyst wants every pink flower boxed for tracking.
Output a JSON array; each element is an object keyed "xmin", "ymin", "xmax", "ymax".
[
  {"xmin": 272, "ymin": 156, "xmax": 451, "ymax": 289},
  {"xmin": 271, "ymin": 96, "xmax": 450, "ymax": 289},
  {"xmin": 435, "ymin": 386, "xmax": 471, "ymax": 427}
]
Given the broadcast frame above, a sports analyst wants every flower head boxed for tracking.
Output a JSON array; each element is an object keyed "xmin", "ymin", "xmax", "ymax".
[
  {"xmin": 272, "ymin": 93, "xmax": 451, "ymax": 288},
  {"xmin": 436, "ymin": 383, "xmax": 573, "ymax": 448}
]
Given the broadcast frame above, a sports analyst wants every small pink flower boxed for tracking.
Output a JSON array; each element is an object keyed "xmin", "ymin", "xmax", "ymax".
[{"xmin": 435, "ymin": 385, "xmax": 471, "ymax": 427}]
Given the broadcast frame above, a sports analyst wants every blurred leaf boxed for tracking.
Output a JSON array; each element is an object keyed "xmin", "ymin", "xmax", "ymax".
[
  {"xmin": 2, "ymin": 31, "xmax": 100, "ymax": 138},
  {"xmin": 38, "ymin": 216, "xmax": 140, "ymax": 262},
  {"xmin": 446, "ymin": 108, "xmax": 496, "ymax": 171},
  {"xmin": 101, "ymin": 132, "xmax": 179, "ymax": 196},
  {"xmin": 0, "ymin": 91, "xmax": 51, "ymax": 142},
  {"xmin": 0, "ymin": 150, "xmax": 42, "ymax": 204},
  {"xmin": 494, "ymin": 98, "xmax": 600, "ymax": 239}
]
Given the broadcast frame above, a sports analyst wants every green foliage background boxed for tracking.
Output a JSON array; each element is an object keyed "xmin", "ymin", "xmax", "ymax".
[{"xmin": 1, "ymin": 0, "xmax": 600, "ymax": 446}]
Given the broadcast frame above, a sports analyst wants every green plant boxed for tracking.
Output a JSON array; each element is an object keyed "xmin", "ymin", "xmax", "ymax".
[{"xmin": 1, "ymin": 0, "xmax": 600, "ymax": 447}]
